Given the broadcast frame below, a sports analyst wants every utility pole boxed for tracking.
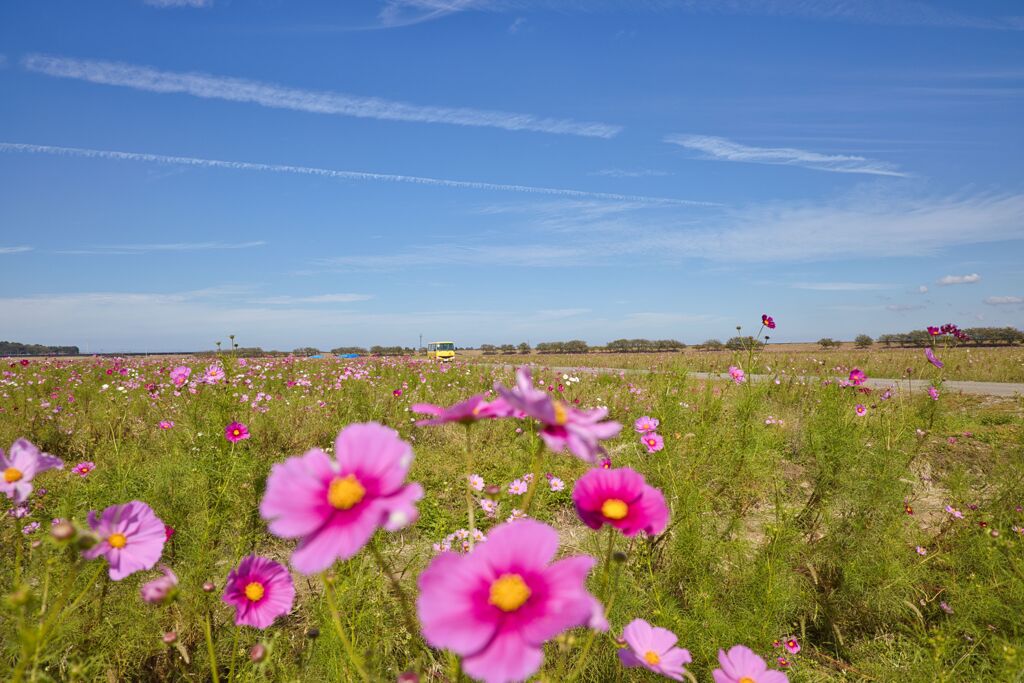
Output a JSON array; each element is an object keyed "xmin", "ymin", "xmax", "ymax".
[{"xmin": 419, "ymin": 333, "xmax": 422, "ymax": 351}]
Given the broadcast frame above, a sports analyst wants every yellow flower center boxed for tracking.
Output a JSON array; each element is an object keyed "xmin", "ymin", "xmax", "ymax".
[
  {"xmin": 232, "ymin": 429, "xmax": 241, "ymax": 437},
  {"xmin": 601, "ymin": 498, "xmax": 629, "ymax": 520},
  {"xmin": 108, "ymin": 533, "xmax": 127, "ymax": 549},
  {"xmin": 244, "ymin": 581, "xmax": 265, "ymax": 601},
  {"xmin": 552, "ymin": 401, "xmax": 568, "ymax": 426},
  {"xmin": 489, "ymin": 573, "xmax": 531, "ymax": 612},
  {"xmin": 3, "ymin": 467, "xmax": 23, "ymax": 483},
  {"xmin": 644, "ymin": 651, "xmax": 661, "ymax": 665},
  {"xmin": 740, "ymin": 678, "xmax": 755, "ymax": 683},
  {"xmin": 327, "ymin": 474, "xmax": 366, "ymax": 510}
]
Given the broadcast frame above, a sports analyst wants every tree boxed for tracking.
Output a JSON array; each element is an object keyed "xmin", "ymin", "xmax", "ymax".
[
  {"xmin": 699, "ymin": 339, "xmax": 724, "ymax": 351},
  {"xmin": 726, "ymin": 336, "xmax": 760, "ymax": 351},
  {"xmin": 817, "ymin": 338, "xmax": 838, "ymax": 349},
  {"xmin": 854, "ymin": 334, "xmax": 873, "ymax": 349},
  {"xmin": 480, "ymin": 344, "xmax": 498, "ymax": 355},
  {"xmin": 517, "ymin": 342, "xmax": 531, "ymax": 354},
  {"xmin": 331, "ymin": 346, "xmax": 368, "ymax": 355},
  {"xmin": 499, "ymin": 344, "xmax": 516, "ymax": 354},
  {"xmin": 292, "ymin": 347, "xmax": 320, "ymax": 356}
]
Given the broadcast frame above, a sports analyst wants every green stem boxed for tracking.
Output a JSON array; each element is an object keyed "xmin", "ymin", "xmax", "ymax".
[
  {"xmin": 521, "ymin": 436, "xmax": 546, "ymax": 515},
  {"xmin": 14, "ymin": 514, "xmax": 24, "ymax": 588},
  {"xmin": 204, "ymin": 611, "xmax": 221, "ymax": 683},
  {"xmin": 227, "ymin": 626, "xmax": 240, "ymax": 683},
  {"xmin": 465, "ymin": 424, "xmax": 476, "ymax": 548},
  {"xmin": 567, "ymin": 527, "xmax": 617, "ymax": 683},
  {"xmin": 322, "ymin": 574, "xmax": 370, "ymax": 683},
  {"xmin": 368, "ymin": 541, "xmax": 421, "ymax": 641}
]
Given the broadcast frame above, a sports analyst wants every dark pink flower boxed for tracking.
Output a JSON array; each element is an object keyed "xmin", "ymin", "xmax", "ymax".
[
  {"xmin": 618, "ymin": 618, "xmax": 692, "ymax": 680},
  {"xmin": 1, "ymin": 438, "xmax": 64, "ymax": 503},
  {"xmin": 82, "ymin": 501, "xmax": 167, "ymax": 580},
  {"xmin": 260, "ymin": 423, "xmax": 423, "ymax": 574},
  {"xmin": 761, "ymin": 314, "xmax": 776, "ymax": 330},
  {"xmin": 634, "ymin": 416, "xmax": 660, "ymax": 434},
  {"xmin": 72, "ymin": 461, "xmax": 95, "ymax": 477},
  {"xmin": 927, "ymin": 326, "xmax": 941, "ymax": 336},
  {"xmin": 713, "ymin": 645, "xmax": 788, "ymax": 683},
  {"xmin": 572, "ymin": 467, "xmax": 668, "ymax": 536},
  {"xmin": 225, "ymin": 421, "xmax": 250, "ymax": 443},
  {"xmin": 783, "ymin": 637, "xmax": 800, "ymax": 654},
  {"xmin": 417, "ymin": 519, "xmax": 600, "ymax": 683},
  {"xmin": 495, "ymin": 367, "xmax": 621, "ymax": 463},
  {"xmin": 222, "ymin": 555, "xmax": 295, "ymax": 629},
  {"xmin": 849, "ymin": 368, "xmax": 866, "ymax": 386},
  {"xmin": 924, "ymin": 347, "xmax": 944, "ymax": 368},
  {"xmin": 411, "ymin": 395, "xmax": 514, "ymax": 426},
  {"xmin": 641, "ymin": 432, "xmax": 665, "ymax": 453}
]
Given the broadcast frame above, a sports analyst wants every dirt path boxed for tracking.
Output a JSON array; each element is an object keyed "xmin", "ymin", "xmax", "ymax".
[{"xmin": 495, "ymin": 364, "xmax": 1024, "ymax": 397}]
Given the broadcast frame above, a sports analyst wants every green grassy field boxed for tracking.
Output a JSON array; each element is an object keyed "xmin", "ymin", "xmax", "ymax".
[{"xmin": 1, "ymin": 351, "xmax": 1022, "ymax": 682}]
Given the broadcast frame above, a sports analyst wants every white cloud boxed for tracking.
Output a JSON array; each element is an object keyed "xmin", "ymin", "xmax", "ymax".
[
  {"xmin": 918, "ymin": 285, "xmax": 928, "ymax": 293},
  {"xmin": 0, "ymin": 142, "xmax": 710, "ymax": 207},
  {"xmin": 22, "ymin": 53, "xmax": 621, "ymax": 139},
  {"xmin": 664, "ymin": 134, "xmax": 907, "ymax": 177},
  {"xmin": 251, "ymin": 294, "xmax": 373, "ymax": 305},
  {"xmin": 0, "ymin": 246, "xmax": 32, "ymax": 254},
  {"xmin": 589, "ymin": 168, "xmax": 671, "ymax": 178},
  {"xmin": 792, "ymin": 282, "xmax": 895, "ymax": 291},
  {"xmin": 886, "ymin": 303, "xmax": 926, "ymax": 312},
  {"xmin": 143, "ymin": 0, "xmax": 210, "ymax": 6},
  {"xmin": 984, "ymin": 295, "xmax": 1023, "ymax": 305},
  {"xmin": 938, "ymin": 273, "xmax": 981, "ymax": 285},
  {"xmin": 55, "ymin": 241, "xmax": 266, "ymax": 255}
]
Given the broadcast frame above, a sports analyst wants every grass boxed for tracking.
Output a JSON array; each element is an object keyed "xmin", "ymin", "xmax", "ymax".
[{"xmin": 1, "ymin": 351, "xmax": 1023, "ymax": 682}]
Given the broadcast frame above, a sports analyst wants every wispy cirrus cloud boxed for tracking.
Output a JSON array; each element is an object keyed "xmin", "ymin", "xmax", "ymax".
[
  {"xmin": 21, "ymin": 53, "xmax": 621, "ymax": 139},
  {"xmin": 664, "ymin": 134, "xmax": 908, "ymax": 177},
  {"xmin": 938, "ymin": 273, "xmax": 981, "ymax": 285},
  {"xmin": 792, "ymin": 282, "xmax": 896, "ymax": 291},
  {"xmin": 0, "ymin": 246, "xmax": 32, "ymax": 254},
  {"xmin": 886, "ymin": 303, "xmax": 926, "ymax": 312},
  {"xmin": 251, "ymin": 294, "xmax": 373, "ymax": 305},
  {"xmin": 143, "ymin": 0, "xmax": 210, "ymax": 7},
  {"xmin": 984, "ymin": 295, "xmax": 1023, "ymax": 305},
  {"xmin": 588, "ymin": 168, "xmax": 671, "ymax": 178},
  {"xmin": 55, "ymin": 241, "xmax": 266, "ymax": 255},
  {"xmin": 0, "ymin": 142, "xmax": 712, "ymax": 207}
]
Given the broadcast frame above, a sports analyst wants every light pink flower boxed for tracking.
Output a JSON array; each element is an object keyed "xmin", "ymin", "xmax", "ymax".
[
  {"xmin": 82, "ymin": 501, "xmax": 167, "ymax": 580},
  {"xmin": 495, "ymin": 367, "xmax": 621, "ymax": 463},
  {"xmin": 417, "ymin": 519, "xmax": 600, "ymax": 683},
  {"xmin": 72, "ymin": 461, "xmax": 95, "ymax": 477},
  {"xmin": 618, "ymin": 618, "xmax": 692, "ymax": 680},
  {"xmin": 141, "ymin": 565, "xmax": 178, "ymax": 604},
  {"xmin": 728, "ymin": 366, "xmax": 746, "ymax": 384},
  {"xmin": 713, "ymin": 645, "xmax": 789, "ymax": 683},
  {"xmin": 928, "ymin": 386, "xmax": 940, "ymax": 401},
  {"xmin": 924, "ymin": 347, "xmax": 944, "ymax": 369},
  {"xmin": 158, "ymin": 420, "xmax": 175, "ymax": 430},
  {"xmin": 222, "ymin": 555, "xmax": 295, "ymax": 629},
  {"xmin": 855, "ymin": 404, "xmax": 867, "ymax": 417},
  {"xmin": 641, "ymin": 432, "xmax": 665, "ymax": 453},
  {"xmin": 169, "ymin": 366, "xmax": 191, "ymax": 387},
  {"xmin": 572, "ymin": 467, "xmax": 668, "ymax": 537},
  {"xmin": 412, "ymin": 395, "xmax": 514, "ymax": 426},
  {"xmin": 1, "ymin": 438, "xmax": 64, "ymax": 503},
  {"xmin": 783, "ymin": 637, "xmax": 800, "ymax": 655},
  {"xmin": 634, "ymin": 416, "xmax": 660, "ymax": 434},
  {"xmin": 260, "ymin": 423, "xmax": 424, "ymax": 574}
]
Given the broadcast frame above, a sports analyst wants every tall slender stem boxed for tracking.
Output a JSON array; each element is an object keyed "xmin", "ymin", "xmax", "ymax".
[
  {"xmin": 567, "ymin": 527, "xmax": 617, "ymax": 683},
  {"xmin": 322, "ymin": 574, "xmax": 370, "ymax": 683},
  {"xmin": 204, "ymin": 611, "xmax": 221, "ymax": 683},
  {"xmin": 464, "ymin": 424, "xmax": 476, "ymax": 548},
  {"xmin": 227, "ymin": 626, "xmax": 240, "ymax": 683},
  {"xmin": 521, "ymin": 436, "xmax": 546, "ymax": 515},
  {"xmin": 368, "ymin": 541, "xmax": 421, "ymax": 640}
]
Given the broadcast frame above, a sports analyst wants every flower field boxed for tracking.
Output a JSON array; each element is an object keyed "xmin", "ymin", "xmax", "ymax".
[{"xmin": 1, "ymin": 332, "xmax": 1023, "ymax": 682}]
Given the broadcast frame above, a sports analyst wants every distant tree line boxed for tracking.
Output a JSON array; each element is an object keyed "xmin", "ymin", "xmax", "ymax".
[
  {"xmin": 605, "ymin": 339, "xmax": 686, "ymax": 352},
  {"xmin": 0, "ymin": 341, "xmax": 80, "ymax": 356},
  {"xmin": 535, "ymin": 340, "xmax": 590, "ymax": 354},
  {"xmin": 480, "ymin": 343, "xmax": 531, "ymax": 355}
]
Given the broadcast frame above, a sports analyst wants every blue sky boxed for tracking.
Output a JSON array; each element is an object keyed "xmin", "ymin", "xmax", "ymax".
[{"xmin": 1, "ymin": 0, "xmax": 1022, "ymax": 352}]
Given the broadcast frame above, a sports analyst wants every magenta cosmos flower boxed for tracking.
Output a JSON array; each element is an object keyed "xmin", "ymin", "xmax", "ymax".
[
  {"xmin": 572, "ymin": 467, "xmax": 668, "ymax": 537},
  {"xmin": 169, "ymin": 365, "xmax": 191, "ymax": 387},
  {"xmin": 618, "ymin": 618, "xmax": 692, "ymax": 681},
  {"xmin": 728, "ymin": 366, "xmax": 745, "ymax": 384},
  {"xmin": 72, "ymin": 461, "xmax": 95, "ymax": 477},
  {"xmin": 1, "ymin": 438, "xmax": 64, "ymax": 503},
  {"xmin": 854, "ymin": 404, "xmax": 867, "ymax": 417},
  {"xmin": 634, "ymin": 416, "xmax": 660, "ymax": 434},
  {"xmin": 225, "ymin": 421, "xmax": 250, "ymax": 443},
  {"xmin": 848, "ymin": 368, "xmax": 866, "ymax": 386},
  {"xmin": 641, "ymin": 432, "xmax": 665, "ymax": 453},
  {"xmin": 411, "ymin": 394, "xmax": 513, "ymax": 426},
  {"xmin": 417, "ymin": 519, "xmax": 600, "ymax": 683},
  {"xmin": 141, "ymin": 565, "xmax": 178, "ymax": 604},
  {"xmin": 222, "ymin": 555, "xmax": 295, "ymax": 628},
  {"xmin": 928, "ymin": 386, "xmax": 940, "ymax": 401},
  {"xmin": 260, "ymin": 422, "xmax": 424, "ymax": 574},
  {"xmin": 495, "ymin": 367, "xmax": 621, "ymax": 463},
  {"xmin": 82, "ymin": 501, "xmax": 167, "ymax": 580},
  {"xmin": 925, "ymin": 347, "xmax": 944, "ymax": 369},
  {"xmin": 761, "ymin": 314, "xmax": 776, "ymax": 329},
  {"xmin": 713, "ymin": 645, "xmax": 789, "ymax": 683}
]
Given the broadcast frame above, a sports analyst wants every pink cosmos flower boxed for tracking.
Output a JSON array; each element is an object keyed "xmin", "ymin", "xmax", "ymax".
[
  {"xmin": 927, "ymin": 326, "xmax": 941, "ymax": 336},
  {"xmin": 849, "ymin": 368, "xmax": 866, "ymax": 386},
  {"xmin": 928, "ymin": 386, "xmax": 940, "ymax": 401},
  {"xmin": 572, "ymin": 467, "xmax": 668, "ymax": 537},
  {"xmin": 82, "ymin": 501, "xmax": 167, "ymax": 580},
  {"xmin": 468, "ymin": 474, "xmax": 485, "ymax": 491},
  {"xmin": 641, "ymin": 432, "xmax": 665, "ymax": 453},
  {"xmin": 158, "ymin": 420, "xmax": 174, "ymax": 430},
  {"xmin": 412, "ymin": 395, "xmax": 515, "ymax": 426},
  {"xmin": 924, "ymin": 347, "xmax": 944, "ymax": 369},
  {"xmin": 783, "ymin": 637, "xmax": 800, "ymax": 654},
  {"xmin": 225, "ymin": 421, "xmax": 250, "ymax": 443},
  {"xmin": 634, "ymin": 416, "xmax": 660, "ymax": 434},
  {"xmin": 141, "ymin": 565, "xmax": 179, "ymax": 604},
  {"xmin": 203, "ymin": 364, "xmax": 226, "ymax": 383},
  {"xmin": 854, "ymin": 404, "xmax": 867, "ymax": 417},
  {"xmin": 713, "ymin": 645, "xmax": 789, "ymax": 683},
  {"xmin": 169, "ymin": 366, "xmax": 191, "ymax": 387},
  {"xmin": 495, "ymin": 367, "xmax": 621, "ymax": 463},
  {"xmin": 72, "ymin": 461, "xmax": 95, "ymax": 477},
  {"xmin": 728, "ymin": 366, "xmax": 746, "ymax": 384},
  {"xmin": 618, "ymin": 618, "xmax": 692, "ymax": 680},
  {"xmin": 260, "ymin": 422, "xmax": 424, "ymax": 574},
  {"xmin": 417, "ymin": 519, "xmax": 601, "ymax": 683},
  {"xmin": 1, "ymin": 438, "xmax": 64, "ymax": 503},
  {"xmin": 222, "ymin": 555, "xmax": 295, "ymax": 629},
  {"xmin": 762, "ymin": 314, "xmax": 776, "ymax": 330}
]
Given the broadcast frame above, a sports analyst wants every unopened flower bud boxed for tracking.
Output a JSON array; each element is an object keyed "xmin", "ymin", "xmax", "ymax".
[
  {"xmin": 202, "ymin": 581, "xmax": 216, "ymax": 593},
  {"xmin": 305, "ymin": 627, "xmax": 320, "ymax": 639},
  {"xmin": 162, "ymin": 631, "xmax": 178, "ymax": 644},
  {"xmin": 397, "ymin": 672, "xmax": 420, "ymax": 683},
  {"xmin": 50, "ymin": 520, "xmax": 75, "ymax": 541},
  {"xmin": 249, "ymin": 643, "xmax": 267, "ymax": 663}
]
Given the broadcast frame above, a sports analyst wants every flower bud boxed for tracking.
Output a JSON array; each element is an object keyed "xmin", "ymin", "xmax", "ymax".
[
  {"xmin": 249, "ymin": 643, "xmax": 267, "ymax": 663},
  {"xmin": 50, "ymin": 520, "xmax": 75, "ymax": 542},
  {"xmin": 162, "ymin": 631, "xmax": 178, "ymax": 644},
  {"xmin": 202, "ymin": 581, "xmax": 216, "ymax": 593},
  {"xmin": 305, "ymin": 627, "xmax": 320, "ymax": 639}
]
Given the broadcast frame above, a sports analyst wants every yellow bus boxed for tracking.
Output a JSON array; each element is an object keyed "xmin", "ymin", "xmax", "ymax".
[{"xmin": 426, "ymin": 341, "xmax": 456, "ymax": 362}]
